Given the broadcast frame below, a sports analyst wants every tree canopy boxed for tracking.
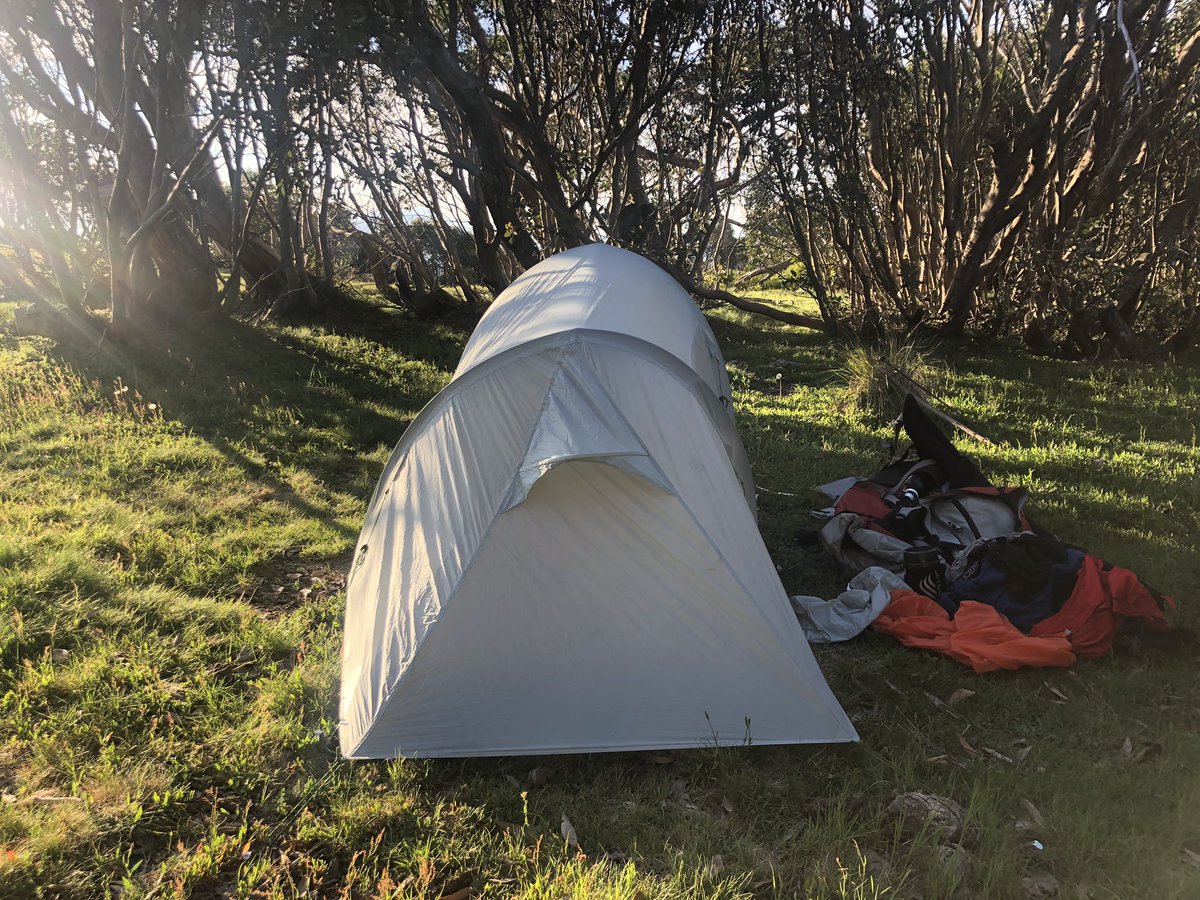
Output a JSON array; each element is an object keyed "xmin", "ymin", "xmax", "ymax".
[{"xmin": 1, "ymin": 0, "xmax": 1197, "ymax": 354}]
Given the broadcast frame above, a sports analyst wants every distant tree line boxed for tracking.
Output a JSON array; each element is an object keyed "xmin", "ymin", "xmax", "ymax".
[{"xmin": 0, "ymin": 0, "xmax": 1197, "ymax": 355}]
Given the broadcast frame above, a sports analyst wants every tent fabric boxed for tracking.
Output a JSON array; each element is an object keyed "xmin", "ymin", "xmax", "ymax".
[
  {"xmin": 454, "ymin": 243, "xmax": 734, "ymax": 405},
  {"xmin": 340, "ymin": 243, "xmax": 856, "ymax": 758}
]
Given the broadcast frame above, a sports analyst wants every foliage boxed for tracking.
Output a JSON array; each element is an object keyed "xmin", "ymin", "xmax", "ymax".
[{"xmin": 1, "ymin": 1, "xmax": 1198, "ymax": 348}]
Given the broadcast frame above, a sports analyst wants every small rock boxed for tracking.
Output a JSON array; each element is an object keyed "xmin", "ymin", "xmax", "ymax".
[
  {"xmin": 50, "ymin": 648, "xmax": 70, "ymax": 664},
  {"xmin": 934, "ymin": 844, "xmax": 974, "ymax": 880},
  {"xmin": 526, "ymin": 766, "xmax": 553, "ymax": 788},
  {"xmin": 887, "ymin": 791, "xmax": 970, "ymax": 843},
  {"xmin": 863, "ymin": 850, "xmax": 893, "ymax": 881},
  {"xmin": 1021, "ymin": 870, "xmax": 1059, "ymax": 900}
]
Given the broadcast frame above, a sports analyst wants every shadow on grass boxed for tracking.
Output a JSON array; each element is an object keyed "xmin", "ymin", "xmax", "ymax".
[{"xmin": 39, "ymin": 299, "xmax": 477, "ymax": 543}]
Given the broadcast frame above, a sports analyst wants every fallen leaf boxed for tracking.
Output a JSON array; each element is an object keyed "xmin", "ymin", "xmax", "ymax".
[
  {"xmin": 1045, "ymin": 682, "xmax": 1070, "ymax": 702},
  {"xmin": 526, "ymin": 766, "xmax": 553, "ymax": 788},
  {"xmin": 650, "ymin": 754, "xmax": 672, "ymax": 765},
  {"xmin": 926, "ymin": 692, "xmax": 946, "ymax": 708},
  {"xmin": 721, "ymin": 796, "xmax": 735, "ymax": 814},
  {"xmin": 708, "ymin": 854, "xmax": 724, "ymax": 877},
  {"xmin": 1121, "ymin": 736, "xmax": 1133, "ymax": 757},
  {"xmin": 27, "ymin": 790, "xmax": 82, "ymax": 804},
  {"xmin": 1132, "ymin": 742, "xmax": 1162, "ymax": 764},
  {"xmin": 947, "ymin": 688, "xmax": 976, "ymax": 705},
  {"xmin": 982, "ymin": 747, "xmax": 1014, "ymax": 764},
  {"xmin": 958, "ymin": 734, "xmax": 979, "ymax": 756},
  {"xmin": 1021, "ymin": 799, "xmax": 1046, "ymax": 829},
  {"xmin": 560, "ymin": 813, "xmax": 579, "ymax": 848},
  {"xmin": 439, "ymin": 874, "xmax": 472, "ymax": 899},
  {"xmin": 502, "ymin": 774, "xmax": 520, "ymax": 789}
]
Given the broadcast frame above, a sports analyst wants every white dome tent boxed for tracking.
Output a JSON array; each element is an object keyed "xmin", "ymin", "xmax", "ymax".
[{"xmin": 339, "ymin": 243, "xmax": 856, "ymax": 758}]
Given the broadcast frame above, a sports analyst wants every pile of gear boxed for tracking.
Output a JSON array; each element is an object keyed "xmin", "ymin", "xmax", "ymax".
[{"xmin": 793, "ymin": 395, "xmax": 1176, "ymax": 672}]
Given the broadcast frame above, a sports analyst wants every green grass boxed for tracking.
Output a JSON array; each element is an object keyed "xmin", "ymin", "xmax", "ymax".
[{"xmin": 0, "ymin": 286, "xmax": 1197, "ymax": 898}]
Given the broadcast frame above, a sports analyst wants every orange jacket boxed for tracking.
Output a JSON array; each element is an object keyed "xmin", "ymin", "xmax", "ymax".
[
  {"xmin": 873, "ymin": 555, "xmax": 1174, "ymax": 672},
  {"xmin": 873, "ymin": 591, "xmax": 1076, "ymax": 673}
]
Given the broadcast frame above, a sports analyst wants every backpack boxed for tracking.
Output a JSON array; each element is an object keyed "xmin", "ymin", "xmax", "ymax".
[{"xmin": 831, "ymin": 453, "xmax": 1029, "ymax": 558}]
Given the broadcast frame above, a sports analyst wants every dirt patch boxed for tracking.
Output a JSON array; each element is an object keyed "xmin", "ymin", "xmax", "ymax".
[{"xmin": 246, "ymin": 549, "xmax": 352, "ymax": 616}]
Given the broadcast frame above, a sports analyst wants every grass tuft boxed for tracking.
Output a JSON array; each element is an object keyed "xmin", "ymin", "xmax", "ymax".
[{"xmin": 837, "ymin": 337, "xmax": 944, "ymax": 422}]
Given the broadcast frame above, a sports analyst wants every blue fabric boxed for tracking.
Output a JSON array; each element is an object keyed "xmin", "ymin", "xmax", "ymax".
[{"xmin": 937, "ymin": 539, "xmax": 1085, "ymax": 633}]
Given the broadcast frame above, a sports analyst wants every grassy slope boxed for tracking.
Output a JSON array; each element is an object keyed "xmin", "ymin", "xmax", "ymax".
[{"xmin": 0, "ymin": 289, "xmax": 1197, "ymax": 899}]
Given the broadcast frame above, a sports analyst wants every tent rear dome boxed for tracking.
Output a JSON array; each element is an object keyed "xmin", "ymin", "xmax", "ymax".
[{"xmin": 339, "ymin": 243, "xmax": 855, "ymax": 758}]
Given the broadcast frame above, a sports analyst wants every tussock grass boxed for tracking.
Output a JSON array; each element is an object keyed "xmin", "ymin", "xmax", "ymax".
[
  {"xmin": 837, "ymin": 338, "xmax": 944, "ymax": 422},
  {"xmin": 0, "ymin": 287, "xmax": 1197, "ymax": 898}
]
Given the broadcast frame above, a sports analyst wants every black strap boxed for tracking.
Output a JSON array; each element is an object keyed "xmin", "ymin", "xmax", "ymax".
[
  {"xmin": 947, "ymin": 498, "xmax": 983, "ymax": 541},
  {"xmin": 887, "ymin": 414, "xmax": 905, "ymax": 461}
]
